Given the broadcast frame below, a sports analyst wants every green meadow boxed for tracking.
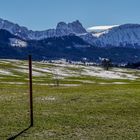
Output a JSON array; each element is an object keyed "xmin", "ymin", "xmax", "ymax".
[{"xmin": 0, "ymin": 60, "xmax": 140, "ymax": 140}]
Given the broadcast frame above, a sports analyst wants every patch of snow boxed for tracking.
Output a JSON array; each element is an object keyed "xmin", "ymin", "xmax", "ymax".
[
  {"xmin": 0, "ymin": 82, "xmax": 25, "ymax": 85},
  {"xmin": 82, "ymin": 67, "xmax": 138, "ymax": 80},
  {"xmin": 87, "ymin": 25, "xmax": 119, "ymax": 33},
  {"xmin": 16, "ymin": 65, "xmax": 29, "ymax": 69},
  {"xmin": 2, "ymin": 59, "xmax": 22, "ymax": 63},
  {"xmin": 35, "ymin": 63, "xmax": 138, "ymax": 80},
  {"xmin": 112, "ymin": 82, "xmax": 128, "ymax": 84},
  {"xmin": 66, "ymin": 79, "xmax": 95, "ymax": 84},
  {"xmin": 13, "ymin": 68, "xmax": 45, "ymax": 76},
  {"xmin": 98, "ymin": 82, "xmax": 110, "ymax": 85},
  {"xmin": 0, "ymin": 69, "xmax": 13, "ymax": 75},
  {"xmin": 34, "ymin": 83, "xmax": 80, "ymax": 87},
  {"xmin": 58, "ymin": 84, "xmax": 81, "ymax": 87},
  {"xmin": 10, "ymin": 38, "xmax": 27, "ymax": 47},
  {"xmin": 98, "ymin": 82, "xmax": 128, "ymax": 85},
  {"xmin": 32, "ymin": 67, "xmax": 52, "ymax": 73},
  {"xmin": 92, "ymin": 31, "xmax": 108, "ymax": 37},
  {"xmin": 39, "ymin": 96, "xmax": 56, "ymax": 101}
]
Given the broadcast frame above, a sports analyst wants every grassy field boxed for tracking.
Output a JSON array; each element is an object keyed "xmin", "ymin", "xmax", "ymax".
[{"xmin": 0, "ymin": 60, "xmax": 140, "ymax": 140}]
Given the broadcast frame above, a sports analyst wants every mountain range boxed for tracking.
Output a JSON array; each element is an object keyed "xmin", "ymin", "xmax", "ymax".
[{"xmin": 0, "ymin": 18, "xmax": 140, "ymax": 64}]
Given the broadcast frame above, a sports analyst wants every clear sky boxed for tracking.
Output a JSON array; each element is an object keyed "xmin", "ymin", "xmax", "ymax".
[{"xmin": 0, "ymin": 0, "xmax": 140, "ymax": 30}]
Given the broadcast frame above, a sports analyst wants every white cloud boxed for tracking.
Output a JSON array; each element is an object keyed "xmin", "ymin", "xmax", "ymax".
[{"xmin": 87, "ymin": 25, "xmax": 119, "ymax": 32}]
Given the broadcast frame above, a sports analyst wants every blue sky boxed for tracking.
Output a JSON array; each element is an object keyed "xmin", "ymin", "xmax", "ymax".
[{"xmin": 0, "ymin": 0, "xmax": 140, "ymax": 30}]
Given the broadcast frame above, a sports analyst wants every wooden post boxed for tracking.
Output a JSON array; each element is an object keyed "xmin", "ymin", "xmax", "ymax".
[{"xmin": 29, "ymin": 55, "xmax": 33, "ymax": 126}]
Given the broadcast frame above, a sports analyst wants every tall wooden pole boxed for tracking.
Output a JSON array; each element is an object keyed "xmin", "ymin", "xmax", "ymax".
[{"xmin": 29, "ymin": 55, "xmax": 33, "ymax": 127}]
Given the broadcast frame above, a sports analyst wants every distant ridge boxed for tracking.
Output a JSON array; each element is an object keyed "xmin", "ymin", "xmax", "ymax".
[{"xmin": 1, "ymin": 18, "xmax": 140, "ymax": 48}]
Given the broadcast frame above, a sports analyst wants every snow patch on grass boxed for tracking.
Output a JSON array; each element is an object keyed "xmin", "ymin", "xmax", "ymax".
[
  {"xmin": 46, "ymin": 63, "xmax": 138, "ymax": 80},
  {"xmin": 34, "ymin": 83, "xmax": 81, "ymax": 87},
  {"xmin": 0, "ymin": 82, "xmax": 25, "ymax": 85},
  {"xmin": 0, "ymin": 60, "xmax": 139, "ymax": 81},
  {"xmin": 66, "ymin": 79, "xmax": 95, "ymax": 84},
  {"xmin": 99, "ymin": 82, "xmax": 128, "ymax": 85},
  {"xmin": 13, "ymin": 68, "xmax": 45, "ymax": 76},
  {"xmin": 35, "ymin": 96, "xmax": 56, "ymax": 102},
  {"xmin": 0, "ymin": 69, "xmax": 13, "ymax": 75},
  {"xmin": 82, "ymin": 67, "xmax": 138, "ymax": 80}
]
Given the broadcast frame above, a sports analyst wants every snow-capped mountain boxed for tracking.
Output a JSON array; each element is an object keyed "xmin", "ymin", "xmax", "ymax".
[
  {"xmin": 1, "ymin": 17, "xmax": 140, "ymax": 48},
  {"xmin": 95, "ymin": 24, "xmax": 140, "ymax": 47},
  {"xmin": 1, "ymin": 28, "xmax": 140, "ymax": 63},
  {"xmin": 0, "ymin": 18, "xmax": 92, "ymax": 41},
  {"xmin": 87, "ymin": 24, "xmax": 140, "ymax": 47}
]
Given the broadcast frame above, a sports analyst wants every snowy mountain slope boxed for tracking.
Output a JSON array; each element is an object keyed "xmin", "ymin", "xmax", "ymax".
[
  {"xmin": 87, "ymin": 25, "xmax": 118, "ymax": 33},
  {"xmin": 88, "ymin": 24, "xmax": 140, "ymax": 47},
  {"xmin": 94, "ymin": 24, "xmax": 140, "ymax": 47},
  {"xmin": 9, "ymin": 38, "xmax": 27, "ymax": 47},
  {"xmin": 0, "ymin": 28, "xmax": 27, "ymax": 47}
]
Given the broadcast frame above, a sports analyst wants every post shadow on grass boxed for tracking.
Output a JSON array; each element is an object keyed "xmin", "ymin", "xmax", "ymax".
[{"xmin": 7, "ymin": 125, "xmax": 32, "ymax": 140}]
